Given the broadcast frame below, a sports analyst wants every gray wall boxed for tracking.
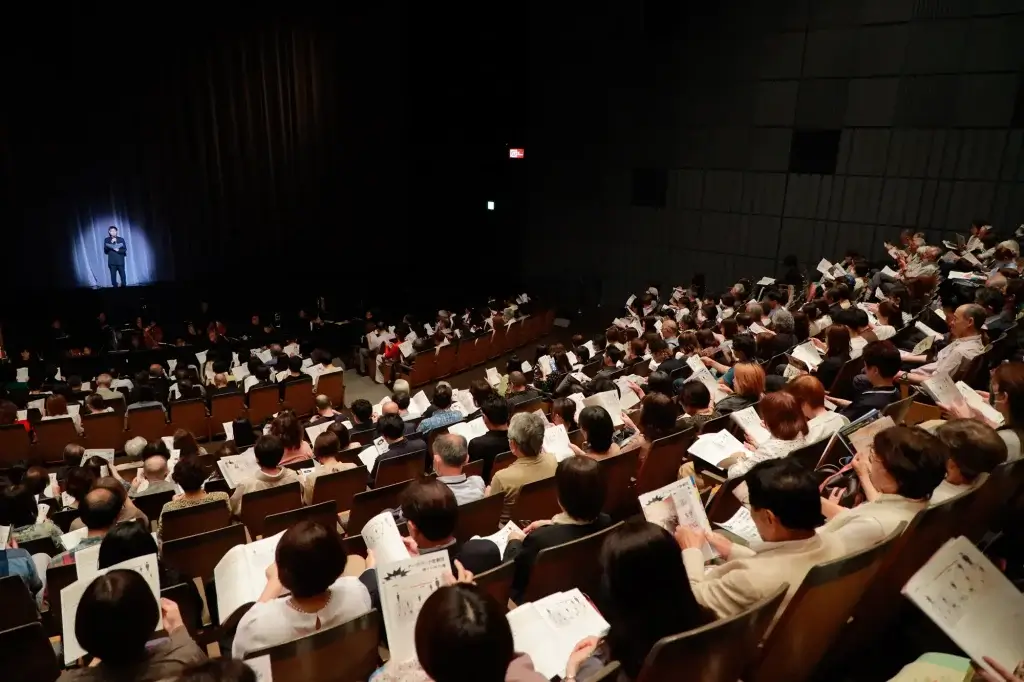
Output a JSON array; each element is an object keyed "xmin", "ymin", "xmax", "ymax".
[{"xmin": 529, "ymin": 0, "xmax": 1024, "ymax": 304}]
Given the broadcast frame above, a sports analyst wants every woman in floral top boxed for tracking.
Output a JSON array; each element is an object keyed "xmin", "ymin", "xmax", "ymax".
[
  {"xmin": 156, "ymin": 458, "xmax": 229, "ymax": 540},
  {"xmin": 0, "ymin": 484, "xmax": 64, "ymax": 551}
]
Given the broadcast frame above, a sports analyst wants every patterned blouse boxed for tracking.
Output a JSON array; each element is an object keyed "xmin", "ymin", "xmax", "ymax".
[
  {"xmin": 13, "ymin": 520, "xmax": 65, "ymax": 552},
  {"xmin": 156, "ymin": 492, "xmax": 230, "ymax": 540}
]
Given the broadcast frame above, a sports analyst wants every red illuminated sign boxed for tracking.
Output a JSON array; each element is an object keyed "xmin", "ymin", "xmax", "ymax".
[{"xmin": 509, "ymin": 148, "xmax": 525, "ymax": 159}]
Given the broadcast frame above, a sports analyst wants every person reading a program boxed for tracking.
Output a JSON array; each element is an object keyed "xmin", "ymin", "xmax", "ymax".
[{"xmin": 103, "ymin": 225, "xmax": 128, "ymax": 288}]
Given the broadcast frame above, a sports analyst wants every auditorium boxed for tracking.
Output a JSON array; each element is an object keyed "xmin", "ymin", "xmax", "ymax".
[{"xmin": 1, "ymin": 3, "xmax": 1023, "ymax": 682}]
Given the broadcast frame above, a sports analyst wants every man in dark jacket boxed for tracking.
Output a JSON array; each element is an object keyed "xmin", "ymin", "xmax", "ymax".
[{"xmin": 104, "ymin": 225, "xmax": 128, "ymax": 287}]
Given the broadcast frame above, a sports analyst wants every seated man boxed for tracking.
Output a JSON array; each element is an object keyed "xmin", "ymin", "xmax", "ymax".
[
  {"xmin": 48, "ymin": 487, "xmax": 123, "ymax": 567},
  {"xmin": 416, "ymin": 384, "xmax": 464, "ymax": 433},
  {"xmin": 94, "ymin": 373, "xmax": 122, "ymax": 401},
  {"xmin": 129, "ymin": 454, "xmax": 177, "ymax": 498},
  {"xmin": 675, "ymin": 458, "xmax": 845, "ymax": 618},
  {"xmin": 381, "ymin": 398, "xmax": 420, "ymax": 438},
  {"xmin": 487, "ymin": 412, "xmax": 557, "ymax": 524},
  {"xmin": 931, "ymin": 419, "xmax": 1007, "ymax": 505},
  {"xmin": 432, "ymin": 433, "xmax": 486, "ymax": 505},
  {"xmin": 228, "ymin": 435, "xmax": 301, "ymax": 516},
  {"xmin": 309, "ymin": 394, "xmax": 344, "ymax": 425},
  {"xmin": 468, "ymin": 395, "xmax": 511, "ymax": 482},
  {"xmin": 901, "ymin": 304, "xmax": 986, "ymax": 385},
  {"xmin": 833, "ymin": 341, "xmax": 902, "ymax": 421},
  {"xmin": 126, "ymin": 384, "xmax": 167, "ymax": 415},
  {"xmin": 83, "ymin": 393, "xmax": 112, "ymax": 415},
  {"xmin": 506, "ymin": 371, "xmax": 541, "ymax": 407},
  {"xmin": 276, "ymin": 356, "xmax": 307, "ymax": 398},
  {"xmin": 348, "ymin": 399, "xmax": 376, "ymax": 438},
  {"xmin": 368, "ymin": 414, "xmax": 424, "ymax": 485}
]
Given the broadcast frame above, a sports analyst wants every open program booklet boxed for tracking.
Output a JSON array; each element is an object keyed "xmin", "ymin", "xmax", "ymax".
[
  {"xmin": 378, "ymin": 551, "xmax": 452, "ymax": 663},
  {"xmin": 507, "ymin": 589, "xmax": 611, "ymax": 680},
  {"xmin": 638, "ymin": 477, "xmax": 715, "ymax": 560},
  {"xmin": 472, "ymin": 521, "xmax": 523, "ymax": 556},
  {"xmin": 213, "ymin": 531, "xmax": 286, "ymax": 624}
]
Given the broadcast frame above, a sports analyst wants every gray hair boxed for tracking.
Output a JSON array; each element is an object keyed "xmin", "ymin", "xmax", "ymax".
[
  {"xmin": 746, "ymin": 302, "xmax": 764, "ymax": 319},
  {"xmin": 433, "ymin": 433, "xmax": 468, "ymax": 468},
  {"xmin": 508, "ymin": 412, "xmax": 545, "ymax": 457},
  {"xmin": 143, "ymin": 456, "xmax": 168, "ymax": 479},
  {"xmin": 773, "ymin": 309, "xmax": 795, "ymax": 334},
  {"xmin": 124, "ymin": 436, "xmax": 148, "ymax": 459},
  {"xmin": 393, "ymin": 379, "xmax": 410, "ymax": 395},
  {"xmin": 998, "ymin": 239, "xmax": 1020, "ymax": 257}
]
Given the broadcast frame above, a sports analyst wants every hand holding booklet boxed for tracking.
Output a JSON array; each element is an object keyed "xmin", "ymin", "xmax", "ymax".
[
  {"xmin": 378, "ymin": 551, "xmax": 452, "ymax": 663},
  {"xmin": 472, "ymin": 520, "xmax": 523, "ymax": 556},
  {"xmin": 213, "ymin": 531, "xmax": 286, "ymax": 624},
  {"xmin": 361, "ymin": 511, "xmax": 410, "ymax": 567},
  {"xmin": 687, "ymin": 429, "xmax": 746, "ymax": 468},
  {"xmin": 583, "ymin": 390, "xmax": 624, "ymax": 427},
  {"xmin": 447, "ymin": 416, "xmax": 488, "ymax": 443},
  {"xmin": 507, "ymin": 589, "xmax": 611, "ymax": 680},
  {"xmin": 542, "ymin": 424, "xmax": 575, "ymax": 461},
  {"xmin": 955, "ymin": 381, "xmax": 1004, "ymax": 426},
  {"xmin": 921, "ymin": 372, "xmax": 961, "ymax": 408},
  {"xmin": 638, "ymin": 477, "xmax": 715, "ymax": 560},
  {"xmin": 730, "ymin": 406, "xmax": 772, "ymax": 446}
]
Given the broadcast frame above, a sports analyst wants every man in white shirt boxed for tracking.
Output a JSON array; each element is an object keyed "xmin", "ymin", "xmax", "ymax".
[
  {"xmin": 930, "ymin": 419, "xmax": 1007, "ymax": 506},
  {"xmin": 676, "ymin": 458, "xmax": 846, "ymax": 619},
  {"xmin": 902, "ymin": 304, "xmax": 986, "ymax": 385},
  {"xmin": 661, "ymin": 319, "xmax": 680, "ymax": 349}
]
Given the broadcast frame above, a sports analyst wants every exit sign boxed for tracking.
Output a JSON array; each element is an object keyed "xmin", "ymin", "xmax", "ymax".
[{"xmin": 509, "ymin": 148, "xmax": 525, "ymax": 159}]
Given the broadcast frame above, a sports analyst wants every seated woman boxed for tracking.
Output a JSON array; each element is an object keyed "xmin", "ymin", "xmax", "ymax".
[
  {"xmin": 231, "ymin": 520, "xmax": 371, "ymax": 659},
  {"xmin": 820, "ymin": 426, "xmax": 947, "ymax": 554},
  {"xmin": 270, "ymin": 412, "xmax": 313, "ymax": 466},
  {"xmin": 723, "ymin": 391, "xmax": 809, "ymax": 480},
  {"xmin": 714, "ymin": 362, "xmax": 765, "ymax": 416},
  {"xmin": 505, "ymin": 457, "xmax": 612, "ymax": 602},
  {"xmin": 157, "ymin": 459, "xmax": 231, "ymax": 540},
  {"xmin": 371, "ymin": 584, "xmax": 548, "ymax": 682},
  {"xmin": 171, "ymin": 429, "xmax": 207, "ymax": 458},
  {"xmin": 326, "ymin": 421, "xmax": 366, "ymax": 452},
  {"xmin": 43, "ymin": 393, "xmax": 83, "ymax": 435},
  {"xmin": 0, "ymin": 483, "xmax": 64, "ymax": 551},
  {"xmin": 565, "ymin": 520, "xmax": 714, "ymax": 681},
  {"xmin": 871, "ymin": 301, "xmax": 900, "ymax": 341},
  {"xmin": 57, "ymin": 466, "xmax": 97, "ymax": 511},
  {"xmin": 63, "ymin": 569, "xmax": 205, "ymax": 681},
  {"xmin": 620, "ymin": 393, "xmax": 677, "ymax": 467},
  {"xmin": 810, "ymin": 325, "xmax": 852, "ymax": 391},
  {"xmin": 301, "ymin": 432, "xmax": 358, "ymax": 505},
  {"xmin": 97, "ymin": 520, "xmax": 204, "ymax": 631},
  {"xmin": 786, "ymin": 375, "xmax": 849, "ymax": 444},
  {"xmin": 930, "ymin": 420, "xmax": 1007, "ymax": 505},
  {"xmin": 230, "ymin": 417, "xmax": 258, "ymax": 449},
  {"xmin": 570, "ymin": 406, "xmax": 620, "ymax": 460},
  {"xmin": 678, "ymin": 381, "xmax": 720, "ymax": 430},
  {"xmin": 549, "ymin": 397, "xmax": 579, "ymax": 433}
]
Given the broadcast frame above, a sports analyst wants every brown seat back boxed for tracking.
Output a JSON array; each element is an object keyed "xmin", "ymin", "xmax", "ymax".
[
  {"xmin": 0, "ymin": 575, "xmax": 40, "ymax": 632},
  {"xmin": 80, "ymin": 412, "xmax": 125, "ymax": 451},
  {"xmin": 35, "ymin": 418, "xmax": 81, "ymax": 462},
  {"xmin": 50, "ymin": 509, "xmax": 80, "ymax": 534},
  {"xmin": 241, "ymin": 482, "xmax": 304, "ymax": 538},
  {"xmin": 959, "ymin": 457, "xmax": 1024, "ymax": 541},
  {"xmin": 311, "ymin": 466, "xmax": 369, "ymax": 513},
  {"xmin": 635, "ymin": 427, "xmax": 695, "ymax": 496},
  {"xmin": 452, "ymin": 493, "xmax": 505, "ymax": 544},
  {"xmin": 406, "ymin": 354, "xmax": 436, "ymax": 388},
  {"xmin": 704, "ymin": 477, "xmax": 745, "ymax": 524},
  {"xmin": 473, "ymin": 560, "xmax": 516, "ymax": 612},
  {"xmin": 788, "ymin": 437, "xmax": 831, "ymax": 470},
  {"xmin": 880, "ymin": 392, "xmax": 917, "ymax": 425},
  {"xmin": 451, "ymin": 340, "xmax": 474, "ymax": 374},
  {"xmin": 316, "ymin": 372, "xmax": 345, "ymax": 412},
  {"xmin": 522, "ymin": 522, "xmax": 624, "ymax": 603},
  {"xmin": 488, "ymin": 328, "xmax": 506, "ymax": 360},
  {"xmin": 373, "ymin": 448, "xmax": 427, "ymax": 488},
  {"xmin": 489, "ymin": 451, "xmax": 515, "ymax": 481},
  {"xmin": 510, "ymin": 396, "xmax": 545, "ymax": 416},
  {"xmin": 162, "ymin": 523, "xmax": 248, "ymax": 581},
  {"xmin": 346, "ymin": 479, "xmax": 414, "ymax": 535},
  {"xmin": 247, "ymin": 384, "xmax": 281, "ymax": 425},
  {"xmin": 598, "ymin": 448, "xmax": 641, "ymax": 519},
  {"xmin": 265, "ymin": 500, "xmax": 339, "ymax": 537},
  {"xmin": 127, "ymin": 405, "xmax": 168, "ymax": 442},
  {"xmin": 283, "ymin": 378, "xmax": 316, "ymax": 417},
  {"xmin": 748, "ymin": 524, "xmax": 904, "ymax": 682},
  {"xmin": 827, "ymin": 357, "xmax": 865, "ymax": 401},
  {"xmin": 637, "ymin": 584, "xmax": 788, "ymax": 682},
  {"xmin": 1, "ymin": 622, "xmax": 60, "ymax": 682},
  {"xmin": 0, "ymin": 424, "xmax": 31, "ymax": 467},
  {"xmin": 244, "ymin": 609, "xmax": 381, "ymax": 682},
  {"xmin": 44, "ymin": 563, "xmax": 78, "ymax": 637},
  {"xmin": 210, "ymin": 393, "xmax": 247, "ymax": 436},
  {"xmin": 168, "ymin": 398, "xmax": 208, "ymax": 441},
  {"xmin": 433, "ymin": 343, "xmax": 458, "ymax": 379},
  {"xmin": 161, "ymin": 583, "xmax": 202, "ymax": 640},
  {"xmin": 510, "ymin": 476, "xmax": 560, "ymax": 526},
  {"xmin": 131, "ymin": 489, "xmax": 175, "ymax": 530},
  {"xmin": 160, "ymin": 499, "xmax": 232, "ymax": 542},
  {"xmin": 463, "ymin": 459, "xmax": 485, "ymax": 479}
]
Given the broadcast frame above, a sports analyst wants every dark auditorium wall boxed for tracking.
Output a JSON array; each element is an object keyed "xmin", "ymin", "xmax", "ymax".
[{"xmin": 527, "ymin": 0, "xmax": 1024, "ymax": 302}]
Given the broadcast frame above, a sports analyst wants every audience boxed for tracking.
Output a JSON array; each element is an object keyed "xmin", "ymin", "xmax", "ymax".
[
  {"xmin": 724, "ymin": 391, "xmax": 808, "ymax": 480},
  {"xmin": 678, "ymin": 381, "xmax": 719, "ymax": 429},
  {"xmin": 931, "ymin": 420, "xmax": 1007, "ymax": 505},
  {"xmin": 487, "ymin": 412, "xmax": 557, "ymax": 523},
  {"xmin": 228, "ymin": 435, "xmax": 300, "ymax": 516},
  {"xmin": 570, "ymin": 406, "xmax": 621, "ymax": 460},
  {"xmin": 270, "ymin": 412, "xmax": 314, "ymax": 466},
  {"xmin": 369, "ymin": 413, "xmax": 424, "ymax": 484},
  {"xmin": 158, "ymin": 458, "xmax": 231, "ymax": 539},
  {"xmin": 49, "ymin": 487, "xmax": 123, "ymax": 567},
  {"xmin": 715, "ymin": 362, "xmax": 764, "ymax": 415},
  {"xmin": 786, "ymin": 375, "xmax": 849, "ymax": 443},
  {"xmin": 834, "ymin": 341, "xmax": 902, "ymax": 421},
  {"xmin": 417, "ymin": 384, "xmax": 464, "ymax": 433},
  {"xmin": 301, "ymin": 431, "xmax": 358, "ymax": 505},
  {"xmin": 0, "ymin": 483, "xmax": 65, "ymax": 550},
  {"xmin": 468, "ymin": 395, "xmax": 512, "ymax": 481}
]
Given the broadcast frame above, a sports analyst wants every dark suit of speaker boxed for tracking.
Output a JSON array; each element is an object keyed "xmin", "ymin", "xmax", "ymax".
[{"xmin": 104, "ymin": 236, "xmax": 127, "ymax": 287}]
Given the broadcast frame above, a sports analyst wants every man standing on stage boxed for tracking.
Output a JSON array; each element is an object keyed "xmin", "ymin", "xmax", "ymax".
[{"xmin": 104, "ymin": 225, "xmax": 127, "ymax": 287}]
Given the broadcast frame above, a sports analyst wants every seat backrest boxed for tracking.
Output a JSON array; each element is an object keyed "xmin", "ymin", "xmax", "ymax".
[
  {"xmin": 407, "ymin": 354, "xmax": 436, "ymax": 388},
  {"xmin": 463, "ymin": 459, "xmax": 485, "ymax": 480},
  {"xmin": 241, "ymin": 482, "xmax": 304, "ymax": 538},
  {"xmin": 80, "ymin": 412, "xmax": 126, "ymax": 451},
  {"xmin": 347, "ymin": 479, "xmax": 414, "ymax": 535},
  {"xmin": 452, "ymin": 493, "xmax": 505, "ymax": 544},
  {"xmin": 245, "ymin": 609, "xmax": 381, "ymax": 682},
  {"xmin": 510, "ymin": 396, "xmax": 546, "ymax": 416},
  {"xmin": 0, "ymin": 424, "xmax": 31, "ymax": 467},
  {"xmin": 161, "ymin": 583, "xmax": 201, "ymax": 640},
  {"xmin": 265, "ymin": 500, "xmax": 339, "ymax": 537},
  {"xmin": 749, "ymin": 524, "xmax": 904, "ymax": 682},
  {"xmin": 210, "ymin": 393, "xmax": 247, "ymax": 435},
  {"xmin": 510, "ymin": 476, "xmax": 560, "ymax": 526},
  {"xmin": 316, "ymin": 372, "xmax": 345, "ymax": 412},
  {"xmin": 698, "ymin": 413, "xmax": 733, "ymax": 435},
  {"xmin": 637, "ymin": 584, "xmax": 788, "ymax": 682},
  {"xmin": 0, "ymin": 575, "xmax": 40, "ymax": 631},
  {"xmin": 50, "ymin": 509, "xmax": 80, "ymax": 534},
  {"xmin": 160, "ymin": 499, "xmax": 232, "ymax": 542},
  {"xmin": 283, "ymin": 378, "xmax": 316, "ymax": 417},
  {"xmin": 248, "ymin": 384, "xmax": 282, "ymax": 425},
  {"xmin": 0, "ymin": 622, "xmax": 60, "ymax": 682},
  {"xmin": 19, "ymin": 535, "xmax": 59, "ymax": 557},
  {"xmin": 522, "ymin": 521, "xmax": 623, "ymax": 603},
  {"xmin": 488, "ymin": 327, "xmax": 506, "ymax": 360},
  {"xmin": 162, "ymin": 523, "xmax": 248, "ymax": 581},
  {"xmin": 959, "ymin": 457, "xmax": 1024, "ymax": 542},
  {"xmin": 880, "ymin": 392, "xmax": 916, "ymax": 425},
  {"xmin": 788, "ymin": 437, "xmax": 831, "ymax": 470},
  {"xmin": 635, "ymin": 427, "xmax": 695, "ymax": 496},
  {"xmin": 311, "ymin": 466, "xmax": 370, "ymax": 513},
  {"xmin": 374, "ymin": 448, "xmax": 427, "ymax": 488},
  {"xmin": 45, "ymin": 563, "xmax": 78, "ymax": 638},
  {"xmin": 35, "ymin": 418, "xmax": 80, "ymax": 462},
  {"xmin": 599, "ymin": 448, "xmax": 642, "ymax": 519},
  {"xmin": 433, "ymin": 343, "xmax": 458, "ymax": 379},
  {"xmin": 827, "ymin": 357, "xmax": 865, "ymax": 400},
  {"xmin": 127, "ymin": 405, "xmax": 167, "ymax": 442},
  {"xmin": 168, "ymin": 398, "xmax": 208, "ymax": 441},
  {"xmin": 489, "ymin": 451, "xmax": 515, "ymax": 481},
  {"xmin": 131, "ymin": 490, "xmax": 176, "ymax": 530},
  {"xmin": 473, "ymin": 560, "xmax": 516, "ymax": 612}
]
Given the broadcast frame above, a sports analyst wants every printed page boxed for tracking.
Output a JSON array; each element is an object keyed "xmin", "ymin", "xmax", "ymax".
[
  {"xmin": 398, "ymin": 339, "xmax": 415, "ymax": 357},
  {"xmin": 213, "ymin": 544, "xmax": 252, "ymax": 624},
  {"xmin": 567, "ymin": 393, "xmax": 586, "ymax": 422},
  {"xmin": 521, "ymin": 360, "xmax": 533, "ymax": 373},
  {"xmin": 485, "ymin": 367, "xmax": 502, "ymax": 387},
  {"xmin": 715, "ymin": 506, "xmax": 761, "ymax": 545},
  {"xmin": 84, "ymin": 449, "xmax": 115, "ymax": 467},
  {"xmin": 305, "ymin": 419, "xmax": 333, "ymax": 445},
  {"xmin": 912, "ymin": 335, "xmax": 935, "ymax": 355},
  {"xmin": 756, "ymin": 277, "xmax": 775, "ymax": 286},
  {"xmin": 903, "ymin": 536, "xmax": 1024, "ymax": 677},
  {"xmin": 535, "ymin": 588, "xmax": 611, "ymax": 665},
  {"xmin": 816, "ymin": 258, "xmax": 834, "ymax": 277},
  {"xmin": 217, "ymin": 451, "xmax": 260, "ymax": 489},
  {"xmin": 730, "ymin": 406, "xmax": 772, "ymax": 446},
  {"xmin": 566, "ymin": 351, "xmax": 579, "ymax": 367},
  {"xmin": 232, "ymin": 365, "xmax": 250, "ymax": 382},
  {"xmin": 671, "ymin": 477, "xmax": 716, "ymax": 560},
  {"xmin": 922, "ymin": 373, "xmax": 961, "ymax": 407},
  {"xmin": 472, "ymin": 521, "xmax": 523, "ymax": 556},
  {"xmin": 616, "ymin": 380, "xmax": 640, "ymax": 411},
  {"xmin": 542, "ymin": 424, "xmax": 575, "ymax": 461},
  {"xmin": 0, "ymin": 525, "xmax": 9, "ymax": 548},
  {"xmin": 582, "ymin": 390, "xmax": 624, "ymax": 427},
  {"xmin": 75, "ymin": 544, "xmax": 102, "ymax": 582},
  {"xmin": 791, "ymin": 340, "xmax": 823, "ymax": 369},
  {"xmin": 410, "ymin": 391, "xmax": 431, "ymax": 415},
  {"xmin": 915, "ymin": 321, "xmax": 945, "ymax": 340},
  {"xmin": 687, "ymin": 430, "xmax": 745, "ymax": 467},
  {"xmin": 846, "ymin": 416, "xmax": 896, "ymax": 456},
  {"xmin": 686, "ymin": 355, "xmax": 705, "ymax": 375},
  {"xmin": 881, "ymin": 265, "xmax": 899, "ymax": 278},
  {"xmin": 361, "ymin": 511, "xmax": 410, "ymax": 567},
  {"xmin": 358, "ymin": 444, "xmax": 381, "ymax": 470},
  {"xmin": 507, "ymin": 603, "xmax": 566, "ymax": 680},
  {"xmin": 223, "ymin": 421, "xmax": 235, "ymax": 441},
  {"xmin": 61, "ymin": 527, "xmax": 89, "ymax": 551},
  {"xmin": 955, "ymin": 382, "xmax": 1004, "ymax": 426},
  {"xmin": 378, "ymin": 551, "xmax": 452, "ymax": 663}
]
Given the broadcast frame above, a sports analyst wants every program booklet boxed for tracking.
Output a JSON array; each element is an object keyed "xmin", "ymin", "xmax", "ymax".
[
  {"xmin": 507, "ymin": 589, "xmax": 611, "ymax": 680},
  {"xmin": 213, "ymin": 531, "xmax": 285, "ymax": 624}
]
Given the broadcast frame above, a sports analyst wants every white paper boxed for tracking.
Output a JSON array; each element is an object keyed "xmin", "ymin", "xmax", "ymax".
[
  {"xmin": 625, "ymin": 294, "xmax": 636, "ymax": 308},
  {"xmin": 638, "ymin": 477, "xmax": 716, "ymax": 560},
  {"xmin": 922, "ymin": 373, "xmax": 961, "ymax": 407},
  {"xmin": 357, "ymin": 442, "xmax": 384, "ymax": 470},
  {"xmin": 28, "ymin": 398, "xmax": 46, "ymax": 414},
  {"xmin": 715, "ymin": 507, "xmax": 761, "ymax": 545},
  {"xmin": 687, "ymin": 430, "xmax": 745, "ymax": 467},
  {"xmin": 756, "ymin": 277, "xmax": 775, "ymax": 286},
  {"xmin": 361, "ymin": 511, "xmax": 411, "ymax": 567},
  {"xmin": 16, "ymin": 410, "xmax": 26, "ymax": 421},
  {"xmin": 410, "ymin": 391, "xmax": 431, "ymax": 415},
  {"xmin": 61, "ymin": 527, "xmax": 89, "ymax": 551},
  {"xmin": 791, "ymin": 340, "xmax": 823, "ymax": 369},
  {"xmin": 962, "ymin": 251, "xmax": 983, "ymax": 268},
  {"xmin": 223, "ymin": 421, "xmax": 235, "ymax": 442},
  {"xmin": 686, "ymin": 367, "xmax": 730, "ymax": 404},
  {"xmin": 15, "ymin": 367, "xmax": 28, "ymax": 383},
  {"xmin": 447, "ymin": 417, "xmax": 488, "ymax": 443},
  {"xmin": 912, "ymin": 335, "xmax": 935, "ymax": 356},
  {"xmin": 816, "ymin": 258, "xmax": 834, "ymax": 277},
  {"xmin": 903, "ymin": 536, "xmax": 1024, "ymax": 677},
  {"xmin": 84, "ymin": 449, "xmax": 116, "ymax": 468},
  {"xmin": 472, "ymin": 521, "xmax": 523, "ymax": 557},
  {"xmin": 305, "ymin": 419, "xmax": 333, "ymax": 445},
  {"xmin": 507, "ymin": 589, "xmax": 611, "ymax": 680},
  {"xmin": 955, "ymin": 382, "xmax": 1004, "ymax": 426},
  {"xmin": 582, "ymin": 390, "xmax": 624, "ymax": 427},
  {"xmin": 485, "ymin": 367, "xmax": 502, "ymax": 387},
  {"xmin": 378, "ymin": 551, "xmax": 451, "ymax": 663},
  {"xmin": 62, "ymin": 553, "xmax": 161, "ymax": 663},
  {"xmin": 730, "ymin": 406, "xmax": 771, "ymax": 446},
  {"xmin": 232, "ymin": 364, "xmax": 250, "ymax": 383},
  {"xmin": 520, "ymin": 360, "xmax": 533, "ymax": 374},
  {"xmin": 195, "ymin": 350, "xmax": 208, "ymax": 367},
  {"xmin": 398, "ymin": 339, "xmax": 415, "ymax": 358},
  {"xmin": 216, "ymin": 450, "xmax": 260, "ymax": 489},
  {"xmin": 615, "ymin": 377, "xmax": 640, "ymax": 411},
  {"xmin": 258, "ymin": 349, "xmax": 274, "ymax": 364},
  {"xmin": 74, "ymin": 544, "xmax": 103, "ymax": 582},
  {"xmin": 283, "ymin": 343, "xmax": 300, "ymax": 357},
  {"xmin": 881, "ymin": 265, "xmax": 899, "ymax": 278},
  {"xmin": 213, "ymin": 531, "xmax": 286, "ymax": 624},
  {"xmin": 542, "ymin": 424, "xmax": 575, "ymax": 461},
  {"xmin": 452, "ymin": 389, "xmax": 476, "ymax": 416},
  {"xmin": 0, "ymin": 525, "xmax": 10, "ymax": 548}
]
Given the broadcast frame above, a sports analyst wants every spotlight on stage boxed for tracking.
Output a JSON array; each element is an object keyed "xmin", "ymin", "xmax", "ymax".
[{"xmin": 73, "ymin": 216, "xmax": 157, "ymax": 289}]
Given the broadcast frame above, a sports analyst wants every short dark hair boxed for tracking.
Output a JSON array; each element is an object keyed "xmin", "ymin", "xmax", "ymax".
[
  {"xmin": 401, "ymin": 478, "xmax": 458, "ymax": 541},
  {"xmin": 288, "ymin": 355, "xmax": 303, "ymax": 373},
  {"xmin": 143, "ymin": 440, "xmax": 171, "ymax": 461},
  {"xmin": 555, "ymin": 456, "xmax": 606, "ymax": 521},
  {"xmin": 84, "ymin": 394, "xmax": 105, "ymax": 413},
  {"xmin": 98, "ymin": 520, "xmax": 159, "ymax": 569},
  {"xmin": 326, "ymin": 421, "xmax": 351, "ymax": 448},
  {"xmin": 77, "ymin": 570, "xmax": 159, "ymax": 664},
  {"xmin": 645, "ymin": 371, "xmax": 673, "ymax": 398},
  {"xmin": 550, "ymin": 397, "xmax": 578, "ymax": 430},
  {"xmin": 648, "ymin": 337, "xmax": 669, "ymax": 355},
  {"xmin": 579, "ymin": 406, "xmax": 615, "ymax": 453},
  {"xmin": 862, "ymin": 340, "xmax": 901, "ymax": 379},
  {"xmin": 172, "ymin": 458, "xmax": 208, "ymax": 493},
  {"xmin": 351, "ymin": 399, "xmax": 373, "ymax": 423},
  {"xmin": 745, "ymin": 459, "xmax": 824, "ymax": 530},
  {"xmin": 976, "ymin": 286, "xmax": 1005, "ymax": 312},
  {"xmin": 80, "ymin": 488, "xmax": 124, "ymax": 530},
  {"xmin": 275, "ymin": 521, "xmax": 348, "ymax": 598},
  {"xmin": 640, "ymin": 393, "xmax": 677, "ymax": 436},
  {"xmin": 432, "ymin": 383, "xmax": 454, "ymax": 409},
  {"xmin": 680, "ymin": 381, "xmax": 711, "ymax": 409},
  {"xmin": 254, "ymin": 434, "xmax": 285, "ymax": 468},
  {"xmin": 935, "ymin": 419, "xmax": 1007, "ymax": 482},
  {"xmin": 65, "ymin": 466, "xmax": 98, "ymax": 502},
  {"xmin": 605, "ymin": 345, "xmax": 624, "ymax": 365},
  {"xmin": 313, "ymin": 431, "xmax": 341, "ymax": 459},
  {"xmin": 961, "ymin": 303, "xmax": 987, "ymax": 331},
  {"xmin": 270, "ymin": 413, "xmax": 303, "ymax": 449},
  {"xmin": 108, "ymin": 225, "xmax": 117, "ymax": 233},
  {"xmin": 480, "ymin": 395, "xmax": 510, "ymax": 426},
  {"xmin": 377, "ymin": 413, "xmax": 406, "ymax": 440},
  {"xmin": 393, "ymin": 391, "xmax": 411, "ymax": 410},
  {"xmin": 0, "ymin": 484, "xmax": 38, "ymax": 527},
  {"xmin": 873, "ymin": 426, "xmax": 949, "ymax": 500},
  {"xmin": 731, "ymin": 333, "xmax": 757, "ymax": 362},
  {"xmin": 415, "ymin": 585, "xmax": 514, "ymax": 682}
]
